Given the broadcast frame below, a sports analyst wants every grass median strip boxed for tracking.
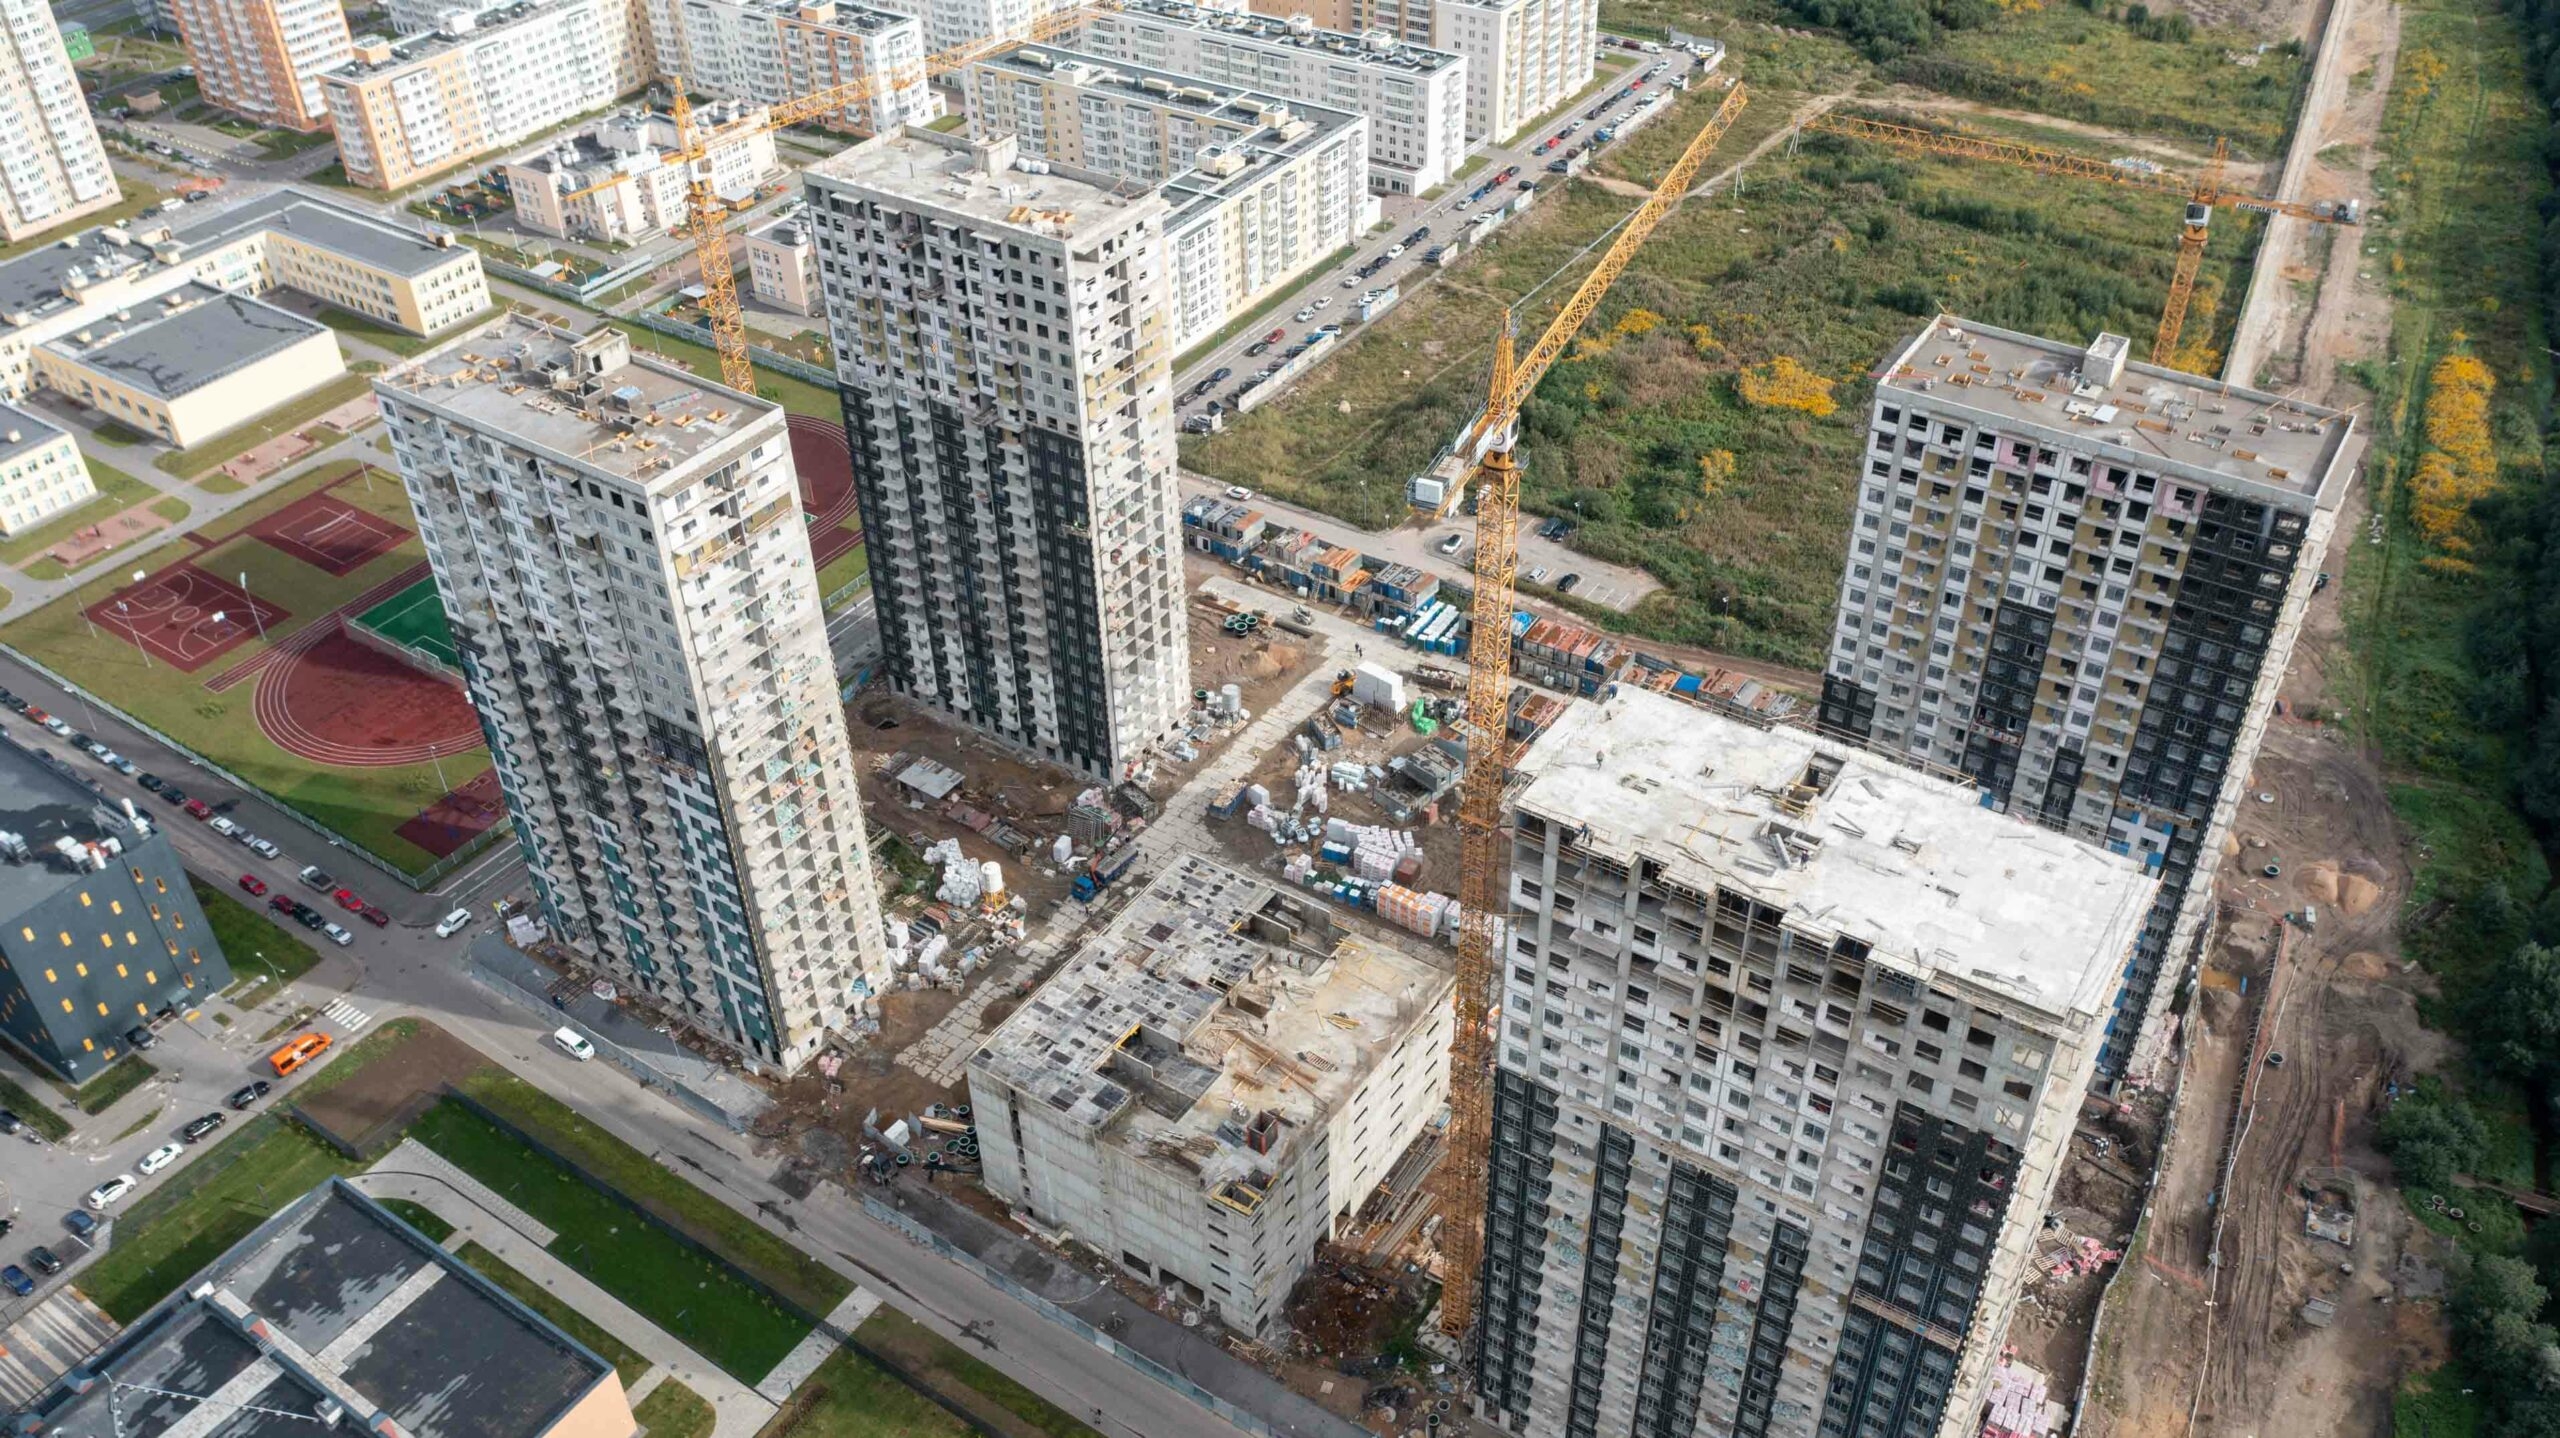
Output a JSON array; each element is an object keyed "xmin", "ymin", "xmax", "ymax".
[
  {"xmin": 80, "ymin": 1116, "xmax": 356, "ymax": 1322},
  {"xmin": 373, "ymin": 1196, "xmax": 454, "ymax": 1243},
  {"xmin": 634, "ymin": 1379, "xmax": 715, "ymax": 1438},
  {"xmin": 457, "ymin": 1240, "xmax": 653, "ymax": 1386},
  {"xmin": 410, "ymin": 1098, "xmax": 811, "ymax": 1382},
  {"xmin": 853, "ymin": 1309, "xmax": 1099, "ymax": 1438},
  {"xmin": 75, "ymin": 1055, "xmax": 157, "ymax": 1114},
  {"xmin": 0, "ymin": 1070, "xmax": 72, "ymax": 1140},
  {"xmin": 760, "ymin": 1348, "xmax": 969, "ymax": 1438}
]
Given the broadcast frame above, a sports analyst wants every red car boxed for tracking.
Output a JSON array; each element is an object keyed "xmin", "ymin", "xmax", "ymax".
[
  {"xmin": 331, "ymin": 887, "xmax": 364, "ymax": 912},
  {"xmin": 182, "ymin": 798, "xmax": 212, "ymax": 819},
  {"xmin": 268, "ymin": 894, "xmax": 295, "ymax": 916},
  {"xmin": 237, "ymin": 874, "xmax": 267, "ymax": 897},
  {"xmin": 1263, "ymin": 328, "xmax": 1285, "ymax": 345},
  {"xmin": 360, "ymin": 905, "xmax": 391, "ymax": 928},
  {"xmin": 22, "ymin": 707, "xmax": 46, "ymax": 724}
]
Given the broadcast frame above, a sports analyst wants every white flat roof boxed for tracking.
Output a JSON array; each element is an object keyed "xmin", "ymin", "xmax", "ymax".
[{"xmin": 1513, "ymin": 689, "xmax": 2154, "ymax": 1022}]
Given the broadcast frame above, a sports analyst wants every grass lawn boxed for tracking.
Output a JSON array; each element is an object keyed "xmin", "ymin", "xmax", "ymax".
[
  {"xmin": 457, "ymin": 1240, "xmax": 654, "ymax": 1386},
  {"xmin": 80, "ymin": 1116, "xmax": 356, "ymax": 1321},
  {"xmin": 2396, "ymin": 1363, "xmax": 2484, "ymax": 1437},
  {"xmin": 410, "ymin": 1099, "xmax": 812, "ymax": 1383},
  {"xmin": 764, "ymin": 1348, "xmax": 969, "ymax": 1438},
  {"xmin": 457, "ymin": 1072, "xmax": 850, "ymax": 1312},
  {"xmin": 374, "ymin": 1196, "xmax": 454, "ymax": 1243},
  {"xmin": 0, "ymin": 1070, "xmax": 72, "ymax": 1140},
  {"xmin": 635, "ymin": 1380, "xmax": 716, "ymax": 1438},
  {"xmin": 318, "ymin": 305, "xmax": 493, "ymax": 359},
  {"xmin": 1171, "ymin": 242, "xmax": 1357, "ymax": 375},
  {"xmin": 817, "ymin": 542, "xmax": 869, "ymax": 606},
  {"xmin": 1185, "ymin": 99, "xmax": 2261, "ymax": 667},
  {"xmin": 112, "ymin": 1102, "xmax": 166, "ymax": 1142},
  {"xmin": 1, "ymin": 459, "xmax": 489, "ymax": 878},
  {"xmin": 195, "ymin": 877, "xmax": 320, "ymax": 1006},
  {"xmin": 614, "ymin": 323, "xmax": 840, "ymax": 421},
  {"xmin": 0, "ymin": 459, "xmax": 164, "ymax": 570},
  {"xmin": 855, "ymin": 1309, "xmax": 1098, "ymax": 1438},
  {"xmin": 93, "ymin": 421, "xmax": 155, "ymax": 448},
  {"xmin": 157, "ymin": 372, "xmax": 380, "ymax": 480},
  {"xmin": 0, "ymin": 182, "xmax": 161, "ymax": 265},
  {"xmin": 75, "ymin": 1055, "xmax": 157, "ymax": 1114},
  {"xmin": 923, "ymin": 113, "xmax": 968, "ymax": 134}
]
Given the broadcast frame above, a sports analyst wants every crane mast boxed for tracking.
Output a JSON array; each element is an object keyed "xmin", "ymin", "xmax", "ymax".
[{"xmin": 1439, "ymin": 78, "xmax": 1750, "ymax": 1348}]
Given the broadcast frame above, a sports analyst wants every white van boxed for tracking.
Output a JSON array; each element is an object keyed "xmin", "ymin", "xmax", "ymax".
[{"xmin": 552, "ymin": 1027, "xmax": 596, "ymax": 1061}]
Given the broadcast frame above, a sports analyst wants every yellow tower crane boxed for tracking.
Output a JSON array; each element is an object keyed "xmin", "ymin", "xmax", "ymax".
[
  {"xmin": 1795, "ymin": 112, "xmax": 2356, "ymax": 367},
  {"xmin": 568, "ymin": 3, "xmax": 1121, "ymax": 393},
  {"xmin": 1438, "ymin": 76, "xmax": 1751, "ymax": 1347}
]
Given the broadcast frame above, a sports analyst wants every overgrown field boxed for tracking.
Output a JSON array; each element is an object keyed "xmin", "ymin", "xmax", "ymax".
[{"xmin": 1187, "ymin": 123, "xmax": 2256, "ymax": 664}]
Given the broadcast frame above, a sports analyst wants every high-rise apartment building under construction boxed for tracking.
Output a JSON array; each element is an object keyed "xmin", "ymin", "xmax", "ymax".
[{"xmin": 1815, "ymin": 317, "xmax": 2356, "ymax": 1079}]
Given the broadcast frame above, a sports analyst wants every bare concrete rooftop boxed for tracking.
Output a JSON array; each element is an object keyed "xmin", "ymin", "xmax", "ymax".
[
  {"xmin": 1513, "ymin": 688, "xmax": 2154, "ymax": 1023},
  {"xmin": 969, "ymin": 854, "xmax": 1450, "ymax": 1196},
  {"xmin": 1880, "ymin": 315, "xmax": 2357, "ymax": 507},
  {"xmin": 807, "ymin": 127, "xmax": 1156, "ymax": 242},
  {"xmin": 379, "ymin": 314, "xmax": 774, "ymax": 486}
]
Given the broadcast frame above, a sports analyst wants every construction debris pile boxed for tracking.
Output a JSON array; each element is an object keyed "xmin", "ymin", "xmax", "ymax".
[
  {"xmin": 1980, "ymin": 1359, "xmax": 2065, "ymax": 1438},
  {"xmin": 2042, "ymin": 1234, "xmax": 2122, "ymax": 1280}
]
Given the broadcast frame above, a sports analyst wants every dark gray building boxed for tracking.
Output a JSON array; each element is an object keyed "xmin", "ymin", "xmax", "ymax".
[{"xmin": 0, "ymin": 739, "xmax": 229, "ymax": 1083}]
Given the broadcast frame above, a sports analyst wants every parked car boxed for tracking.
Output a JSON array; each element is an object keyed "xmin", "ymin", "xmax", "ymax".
[
  {"xmin": 1209, "ymin": 367, "xmax": 1233, "ymax": 383},
  {"xmin": 2, "ymin": 1266, "xmax": 31, "ymax": 1297},
  {"xmin": 26, "ymin": 1247, "xmax": 62, "ymax": 1276},
  {"xmin": 136, "ymin": 1143, "xmax": 181, "ymax": 1177},
  {"xmin": 239, "ymin": 874, "xmax": 267, "ymax": 897},
  {"xmin": 137, "ymin": 773, "xmax": 165, "ymax": 793},
  {"xmin": 62, "ymin": 1211, "xmax": 96, "ymax": 1240},
  {"xmin": 1436, "ymin": 532, "xmax": 1466, "ymax": 556},
  {"xmin": 245, "ymin": 836, "xmax": 280, "ymax": 859},
  {"xmin": 1293, "ymin": 307, "xmax": 1314, "ymax": 322},
  {"xmin": 180, "ymin": 1112, "xmax": 226, "ymax": 1144},
  {"xmin": 298, "ymin": 865, "xmax": 333, "ymax": 890},
  {"xmin": 435, "ymin": 909, "xmax": 473, "ymax": 939},
  {"xmin": 1385, "ymin": 244, "xmax": 1405, "ymax": 258},
  {"xmin": 360, "ymin": 905, "xmax": 390, "ymax": 929},
  {"xmin": 206, "ymin": 816, "xmax": 238, "ymax": 837},
  {"xmin": 1244, "ymin": 340, "xmax": 1270, "ymax": 357},
  {"xmin": 106, "ymin": 756, "xmax": 137, "ymax": 776},
  {"xmin": 1526, "ymin": 566, "xmax": 1550, "ymax": 583},
  {"xmin": 1262, "ymin": 327, "xmax": 1286, "ymax": 345},
  {"xmin": 182, "ymin": 798, "xmax": 212, "ymax": 820},
  {"xmin": 157, "ymin": 786, "xmax": 186, "ymax": 806},
  {"xmin": 1312, "ymin": 296, "xmax": 1333, "ymax": 311},
  {"xmin": 1556, "ymin": 573, "xmax": 1582, "ymax": 592},
  {"xmin": 228, "ymin": 1081, "xmax": 271, "ymax": 1110},
  {"xmin": 41, "ymin": 716, "xmax": 68, "ymax": 736},
  {"xmin": 322, "ymin": 922, "xmax": 353, "ymax": 948},
  {"xmin": 331, "ymin": 887, "xmax": 363, "ymax": 912},
  {"xmin": 268, "ymin": 894, "xmax": 295, "ymax": 916},
  {"xmin": 291, "ymin": 904, "xmax": 324, "ymax": 930},
  {"xmin": 85, "ymin": 1176, "xmax": 136, "ymax": 1211},
  {"xmin": 552, "ymin": 1027, "xmax": 596, "ymax": 1061},
  {"xmin": 123, "ymin": 1025, "xmax": 157, "ymax": 1051}
]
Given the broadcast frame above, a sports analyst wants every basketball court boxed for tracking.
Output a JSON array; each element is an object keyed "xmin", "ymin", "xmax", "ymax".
[
  {"xmin": 248, "ymin": 489, "xmax": 410, "ymax": 577},
  {"xmin": 84, "ymin": 565, "xmax": 289, "ymax": 673}
]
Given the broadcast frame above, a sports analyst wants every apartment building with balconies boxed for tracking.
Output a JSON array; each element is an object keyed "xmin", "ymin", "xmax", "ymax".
[
  {"xmin": 646, "ymin": 0, "xmax": 934, "ymax": 133},
  {"xmin": 504, "ymin": 102, "xmax": 780, "ymax": 242},
  {"xmin": 806, "ymin": 127, "xmax": 1191, "ymax": 779},
  {"xmin": 0, "ymin": 0, "xmax": 123, "ymax": 243},
  {"xmin": 1812, "ymin": 317, "xmax": 2358, "ymax": 1081},
  {"xmin": 376, "ymin": 317, "xmax": 889, "ymax": 1072},
  {"xmin": 1478, "ymin": 687, "xmax": 2150, "ymax": 1438},
  {"xmin": 168, "ymin": 0, "xmax": 354, "ymax": 130}
]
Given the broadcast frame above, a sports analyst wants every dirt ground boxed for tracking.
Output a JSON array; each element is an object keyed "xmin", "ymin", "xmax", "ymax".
[
  {"xmin": 844, "ymin": 690, "xmax": 1088, "ymax": 911},
  {"xmin": 296, "ymin": 1019, "xmax": 491, "ymax": 1152}
]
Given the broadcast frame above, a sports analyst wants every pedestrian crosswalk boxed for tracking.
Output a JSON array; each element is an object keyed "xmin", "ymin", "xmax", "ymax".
[{"xmin": 321, "ymin": 998, "xmax": 372, "ymax": 1033}]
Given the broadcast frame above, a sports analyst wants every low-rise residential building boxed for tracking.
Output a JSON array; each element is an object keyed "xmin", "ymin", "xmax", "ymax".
[
  {"xmin": 0, "ymin": 740, "xmax": 232, "ymax": 1083},
  {"xmin": 967, "ymin": 45, "xmax": 1369, "ymax": 350},
  {"xmin": 1476, "ymin": 687, "xmax": 2150, "ymax": 1438},
  {"xmin": 0, "ymin": 401, "xmax": 96, "ymax": 536},
  {"xmin": 321, "ymin": 0, "xmax": 653, "ymax": 191},
  {"xmin": 18, "ymin": 1180, "xmax": 635, "ymax": 1438},
  {"xmin": 0, "ymin": 190, "xmax": 489, "ymax": 406},
  {"xmin": 0, "ymin": 0, "xmax": 122, "ymax": 242},
  {"xmin": 168, "ymin": 0, "xmax": 355, "ymax": 130},
  {"xmin": 34, "ymin": 283, "xmax": 343, "ymax": 446},
  {"xmin": 1076, "ymin": 0, "xmax": 1468, "ymax": 194},
  {"xmin": 647, "ymin": 0, "xmax": 936, "ymax": 133},
  {"xmin": 504, "ymin": 102, "xmax": 779, "ymax": 241},
  {"xmin": 970, "ymin": 853, "xmax": 1453, "ymax": 1336},
  {"xmin": 740, "ymin": 215, "xmax": 819, "ymax": 312}
]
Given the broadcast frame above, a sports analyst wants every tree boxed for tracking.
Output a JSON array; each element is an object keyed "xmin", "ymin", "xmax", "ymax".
[
  {"xmin": 2376, "ymin": 1083, "xmax": 2487, "ymax": 1191},
  {"xmin": 2457, "ymin": 1254, "xmax": 2558, "ymax": 1374},
  {"xmin": 2471, "ymin": 942, "xmax": 2560, "ymax": 1086}
]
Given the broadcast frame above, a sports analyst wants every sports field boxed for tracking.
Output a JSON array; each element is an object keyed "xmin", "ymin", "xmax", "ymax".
[
  {"xmin": 355, "ymin": 578, "xmax": 457, "ymax": 668},
  {"xmin": 0, "ymin": 459, "xmax": 497, "ymax": 878}
]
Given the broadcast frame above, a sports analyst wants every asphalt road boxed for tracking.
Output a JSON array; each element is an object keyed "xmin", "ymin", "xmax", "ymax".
[{"xmin": 0, "ymin": 657, "xmax": 1263, "ymax": 1438}]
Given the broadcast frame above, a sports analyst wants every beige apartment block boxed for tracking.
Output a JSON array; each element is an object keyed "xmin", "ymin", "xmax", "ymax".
[
  {"xmin": 970, "ymin": 854, "xmax": 1454, "ymax": 1336},
  {"xmin": 1475, "ymin": 688, "xmax": 2152, "ymax": 1438},
  {"xmin": 645, "ymin": 0, "xmax": 935, "ymax": 133},
  {"xmin": 170, "ymin": 0, "xmax": 354, "ymax": 130},
  {"xmin": 34, "ymin": 284, "xmax": 343, "ymax": 446},
  {"xmin": 504, "ymin": 103, "xmax": 779, "ymax": 242},
  {"xmin": 966, "ymin": 45, "xmax": 1368, "ymax": 350},
  {"xmin": 740, "ymin": 215, "xmax": 818, "ymax": 313},
  {"xmin": 808, "ymin": 128, "xmax": 1192, "ymax": 778},
  {"xmin": 0, "ymin": 402, "xmax": 96, "ymax": 536},
  {"xmin": 1246, "ymin": 0, "xmax": 1591, "ymax": 140},
  {"xmin": 378, "ymin": 318, "xmax": 890, "ymax": 1071},
  {"xmin": 322, "ymin": 0, "xmax": 652, "ymax": 191},
  {"xmin": 0, "ymin": 0, "xmax": 122, "ymax": 243},
  {"xmin": 1076, "ymin": 0, "xmax": 1468, "ymax": 194},
  {"xmin": 0, "ymin": 191, "xmax": 487, "ymax": 412}
]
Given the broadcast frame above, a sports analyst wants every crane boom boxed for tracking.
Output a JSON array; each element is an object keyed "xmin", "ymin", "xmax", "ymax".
[{"xmin": 1438, "ymin": 77, "xmax": 1750, "ymax": 1349}]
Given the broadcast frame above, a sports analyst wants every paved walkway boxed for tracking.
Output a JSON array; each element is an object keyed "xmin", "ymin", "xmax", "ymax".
[
  {"xmin": 753, "ymin": 1287, "xmax": 881, "ymax": 1403},
  {"xmin": 354, "ymin": 1149, "xmax": 777, "ymax": 1438}
]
